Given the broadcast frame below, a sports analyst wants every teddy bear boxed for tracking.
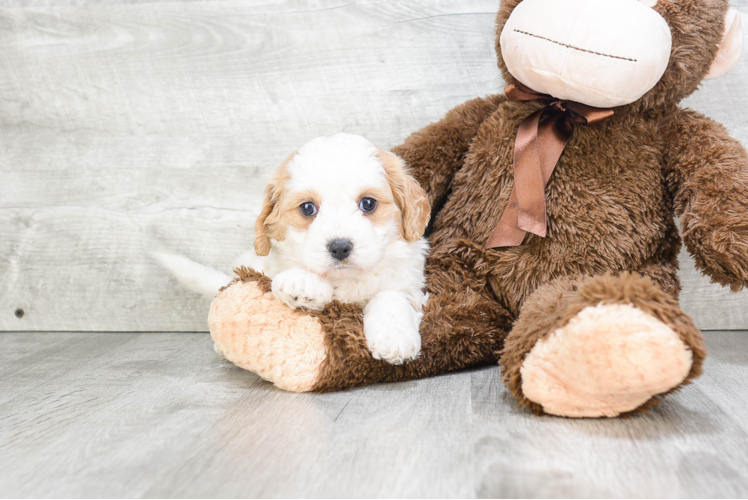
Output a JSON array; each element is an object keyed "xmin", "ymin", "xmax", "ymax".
[{"xmin": 208, "ymin": 0, "xmax": 747, "ymax": 417}]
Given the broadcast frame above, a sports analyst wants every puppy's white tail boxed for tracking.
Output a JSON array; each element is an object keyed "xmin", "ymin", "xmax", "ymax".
[{"xmin": 152, "ymin": 252, "xmax": 231, "ymax": 300}]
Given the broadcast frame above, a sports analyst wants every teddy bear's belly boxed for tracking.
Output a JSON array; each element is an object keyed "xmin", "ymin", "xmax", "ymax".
[
  {"xmin": 431, "ymin": 176, "xmax": 671, "ymax": 257},
  {"xmin": 428, "ymin": 115, "xmax": 678, "ymax": 310}
]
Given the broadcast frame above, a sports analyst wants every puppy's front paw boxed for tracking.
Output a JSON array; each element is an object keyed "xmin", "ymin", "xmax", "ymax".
[
  {"xmin": 271, "ymin": 268, "xmax": 333, "ymax": 311},
  {"xmin": 365, "ymin": 320, "xmax": 421, "ymax": 365},
  {"xmin": 364, "ymin": 292, "xmax": 422, "ymax": 365}
]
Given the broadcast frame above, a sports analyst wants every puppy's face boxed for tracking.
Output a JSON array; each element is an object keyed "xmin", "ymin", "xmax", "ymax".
[{"xmin": 255, "ymin": 134, "xmax": 430, "ymax": 279}]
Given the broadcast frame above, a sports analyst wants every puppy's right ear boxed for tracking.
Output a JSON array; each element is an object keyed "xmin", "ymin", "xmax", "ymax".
[
  {"xmin": 254, "ymin": 184, "xmax": 275, "ymax": 257},
  {"xmin": 254, "ymin": 152, "xmax": 295, "ymax": 256}
]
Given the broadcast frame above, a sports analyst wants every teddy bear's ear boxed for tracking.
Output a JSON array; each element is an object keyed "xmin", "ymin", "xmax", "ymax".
[
  {"xmin": 705, "ymin": 9, "xmax": 743, "ymax": 80},
  {"xmin": 254, "ymin": 152, "xmax": 295, "ymax": 256},
  {"xmin": 377, "ymin": 150, "xmax": 431, "ymax": 242}
]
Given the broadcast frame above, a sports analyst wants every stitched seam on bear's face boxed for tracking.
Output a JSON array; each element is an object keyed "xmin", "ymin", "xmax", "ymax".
[{"xmin": 514, "ymin": 29, "xmax": 638, "ymax": 62}]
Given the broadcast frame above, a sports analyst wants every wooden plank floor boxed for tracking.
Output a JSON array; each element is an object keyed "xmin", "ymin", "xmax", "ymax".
[{"xmin": 1, "ymin": 331, "xmax": 747, "ymax": 498}]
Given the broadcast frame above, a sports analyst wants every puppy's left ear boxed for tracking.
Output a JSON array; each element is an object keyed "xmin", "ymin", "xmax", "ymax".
[
  {"xmin": 705, "ymin": 9, "xmax": 743, "ymax": 80},
  {"xmin": 377, "ymin": 150, "xmax": 431, "ymax": 241}
]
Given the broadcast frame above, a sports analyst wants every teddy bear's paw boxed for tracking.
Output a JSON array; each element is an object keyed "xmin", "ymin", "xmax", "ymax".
[
  {"xmin": 271, "ymin": 268, "xmax": 334, "ymax": 311},
  {"xmin": 520, "ymin": 303, "xmax": 693, "ymax": 418},
  {"xmin": 209, "ymin": 280, "xmax": 327, "ymax": 392}
]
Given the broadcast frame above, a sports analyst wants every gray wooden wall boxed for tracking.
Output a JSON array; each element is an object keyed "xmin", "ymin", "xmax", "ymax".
[{"xmin": 1, "ymin": 0, "xmax": 747, "ymax": 332}]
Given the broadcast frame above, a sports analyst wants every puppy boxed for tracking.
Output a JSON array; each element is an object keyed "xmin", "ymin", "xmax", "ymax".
[{"xmin": 157, "ymin": 133, "xmax": 431, "ymax": 364}]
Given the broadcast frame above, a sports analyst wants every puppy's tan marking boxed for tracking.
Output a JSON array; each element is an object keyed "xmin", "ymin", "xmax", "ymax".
[
  {"xmin": 358, "ymin": 186, "xmax": 398, "ymax": 228},
  {"xmin": 268, "ymin": 190, "xmax": 322, "ymax": 239}
]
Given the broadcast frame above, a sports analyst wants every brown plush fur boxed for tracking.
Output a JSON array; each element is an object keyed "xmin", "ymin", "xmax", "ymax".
[
  {"xmin": 220, "ymin": 0, "xmax": 748, "ymax": 415},
  {"xmin": 313, "ymin": 244, "xmax": 514, "ymax": 390},
  {"xmin": 225, "ymin": 266, "xmax": 272, "ymax": 294},
  {"xmin": 664, "ymin": 109, "xmax": 748, "ymax": 291}
]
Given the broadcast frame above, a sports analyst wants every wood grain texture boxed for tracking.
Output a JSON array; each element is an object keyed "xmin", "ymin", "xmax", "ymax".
[
  {"xmin": 0, "ymin": 0, "xmax": 746, "ymax": 331},
  {"xmin": 0, "ymin": 331, "xmax": 747, "ymax": 498}
]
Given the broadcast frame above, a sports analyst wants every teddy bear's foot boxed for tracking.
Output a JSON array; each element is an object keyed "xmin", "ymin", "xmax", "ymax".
[
  {"xmin": 520, "ymin": 303, "xmax": 692, "ymax": 418},
  {"xmin": 501, "ymin": 272, "xmax": 707, "ymax": 418},
  {"xmin": 209, "ymin": 273, "xmax": 327, "ymax": 392}
]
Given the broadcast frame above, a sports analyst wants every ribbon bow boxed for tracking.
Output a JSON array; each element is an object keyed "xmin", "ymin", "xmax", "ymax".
[{"xmin": 485, "ymin": 83, "xmax": 614, "ymax": 249}]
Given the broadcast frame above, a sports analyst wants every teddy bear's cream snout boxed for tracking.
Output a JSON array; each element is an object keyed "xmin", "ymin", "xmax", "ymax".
[{"xmin": 500, "ymin": 0, "xmax": 672, "ymax": 108}]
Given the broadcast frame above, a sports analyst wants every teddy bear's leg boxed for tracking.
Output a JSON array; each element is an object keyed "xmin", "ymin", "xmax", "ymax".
[
  {"xmin": 500, "ymin": 272, "xmax": 706, "ymax": 418},
  {"xmin": 313, "ymin": 246, "xmax": 514, "ymax": 390},
  {"xmin": 210, "ymin": 249, "xmax": 514, "ymax": 392}
]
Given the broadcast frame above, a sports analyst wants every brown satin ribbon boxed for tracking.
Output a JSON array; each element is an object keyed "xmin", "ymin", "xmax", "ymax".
[{"xmin": 485, "ymin": 83, "xmax": 614, "ymax": 249}]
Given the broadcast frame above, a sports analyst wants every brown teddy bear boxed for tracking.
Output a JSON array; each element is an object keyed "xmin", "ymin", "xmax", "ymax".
[{"xmin": 209, "ymin": 0, "xmax": 747, "ymax": 417}]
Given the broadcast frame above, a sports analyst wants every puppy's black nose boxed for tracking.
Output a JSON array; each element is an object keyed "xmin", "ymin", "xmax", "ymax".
[{"xmin": 327, "ymin": 239, "xmax": 353, "ymax": 261}]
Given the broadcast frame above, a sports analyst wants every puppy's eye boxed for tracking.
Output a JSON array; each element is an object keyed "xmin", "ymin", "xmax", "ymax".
[
  {"xmin": 359, "ymin": 197, "xmax": 377, "ymax": 213},
  {"xmin": 299, "ymin": 202, "xmax": 317, "ymax": 217}
]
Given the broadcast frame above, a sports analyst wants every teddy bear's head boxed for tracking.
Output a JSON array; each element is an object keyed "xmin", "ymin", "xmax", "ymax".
[{"xmin": 495, "ymin": 0, "xmax": 743, "ymax": 110}]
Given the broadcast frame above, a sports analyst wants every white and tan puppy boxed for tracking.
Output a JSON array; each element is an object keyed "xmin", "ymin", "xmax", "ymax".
[{"xmin": 157, "ymin": 133, "xmax": 431, "ymax": 364}]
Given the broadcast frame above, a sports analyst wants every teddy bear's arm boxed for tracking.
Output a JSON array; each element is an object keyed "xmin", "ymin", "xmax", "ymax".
[
  {"xmin": 392, "ymin": 95, "xmax": 505, "ymax": 211},
  {"xmin": 664, "ymin": 108, "xmax": 748, "ymax": 291}
]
